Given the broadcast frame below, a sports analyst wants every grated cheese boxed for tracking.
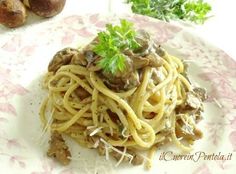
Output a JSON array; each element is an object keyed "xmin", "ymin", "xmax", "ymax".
[
  {"xmin": 38, "ymin": 108, "xmax": 54, "ymax": 145},
  {"xmin": 182, "ymin": 125, "xmax": 194, "ymax": 135},
  {"xmin": 105, "ymin": 143, "xmax": 109, "ymax": 160},
  {"xmin": 213, "ymin": 98, "xmax": 223, "ymax": 108},
  {"xmin": 109, "ymin": 126, "xmax": 113, "ymax": 136},
  {"xmin": 100, "ymin": 138, "xmax": 133, "ymax": 165},
  {"xmin": 115, "ymin": 147, "xmax": 127, "ymax": 167},
  {"xmin": 87, "ymin": 125, "xmax": 97, "ymax": 130},
  {"xmin": 89, "ymin": 127, "xmax": 103, "ymax": 136},
  {"xmin": 93, "ymin": 139, "xmax": 100, "ymax": 148},
  {"xmin": 180, "ymin": 115, "xmax": 194, "ymax": 135}
]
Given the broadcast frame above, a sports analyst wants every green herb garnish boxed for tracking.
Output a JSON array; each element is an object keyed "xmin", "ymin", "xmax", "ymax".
[
  {"xmin": 93, "ymin": 19, "xmax": 140, "ymax": 74},
  {"xmin": 127, "ymin": 0, "xmax": 212, "ymax": 24}
]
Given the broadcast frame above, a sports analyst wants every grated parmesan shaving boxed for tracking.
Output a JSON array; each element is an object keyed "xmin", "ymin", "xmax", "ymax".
[
  {"xmin": 38, "ymin": 108, "xmax": 54, "ymax": 145},
  {"xmin": 180, "ymin": 115, "xmax": 194, "ymax": 135},
  {"xmin": 182, "ymin": 125, "xmax": 194, "ymax": 135},
  {"xmin": 93, "ymin": 139, "xmax": 100, "ymax": 148},
  {"xmin": 87, "ymin": 125, "xmax": 97, "ymax": 130},
  {"xmin": 115, "ymin": 147, "xmax": 127, "ymax": 167},
  {"xmin": 100, "ymin": 138, "xmax": 133, "ymax": 164},
  {"xmin": 89, "ymin": 127, "xmax": 103, "ymax": 136},
  {"xmin": 105, "ymin": 143, "xmax": 109, "ymax": 160},
  {"xmin": 213, "ymin": 98, "xmax": 223, "ymax": 108},
  {"xmin": 109, "ymin": 126, "xmax": 113, "ymax": 136}
]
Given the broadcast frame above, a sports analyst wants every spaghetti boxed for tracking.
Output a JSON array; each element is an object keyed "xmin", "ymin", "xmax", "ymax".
[{"xmin": 40, "ymin": 23, "xmax": 206, "ymax": 169}]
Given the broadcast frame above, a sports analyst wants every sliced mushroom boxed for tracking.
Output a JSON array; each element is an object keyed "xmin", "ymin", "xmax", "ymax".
[
  {"xmin": 71, "ymin": 52, "xmax": 87, "ymax": 66},
  {"xmin": 74, "ymin": 86, "xmax": 90, "ymax": 100},
  {"xmin": 193, "ymin": 87, "xmax": 207, "ymax": 101},
  {"xmin": 132, "ymin": 55, "xmax": 150, "ymax": 69},
  {"xmin": 134, "ymin": 30, "xmax": 152, "ymax": 56},
  {"xmin": 145, "ymin": 52, "xmax": 163, "ymax": 68},
  {"xmin": 48, "ymin": 47, "xmax": 79, "ymax": 73},
  {"xmin": 47, "ymin": 131, "xmax": 71, "ymax": 165},
  {"xmin": 186, "ymin": 91, "xmax": 202, "ymax": 110},
  {"xmin": 151, "ymin": 68, "xmax": 165, "ymax": 85}
]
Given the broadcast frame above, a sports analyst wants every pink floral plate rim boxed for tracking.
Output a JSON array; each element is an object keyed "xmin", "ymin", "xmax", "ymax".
[{"xmin": 0, "ymin": 14, "xmax": 236, "ymax": 174}]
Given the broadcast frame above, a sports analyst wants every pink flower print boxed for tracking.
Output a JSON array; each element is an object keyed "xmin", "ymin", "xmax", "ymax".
[
  {"xmin": 129, "ymin": 17, "xmax": 181, "ymax": 44},
  {"xmin": 0, "ymin": 68, "xmax": 11, "ymax": 79},
  {"xmin": 0, "ymin": 68, "xmax": 28, "ymax": 116},
  {"xmin": 89, "ymin": 14, "xmax": 100, "ymax": 24},
  {"xmin": 0, "ymin": 103, "xmax": 17, "ymax": 115},
  {"xmin": 0, "ymin": 136, "xmax": 25, "ymax": 149},
  {"xmin": 1, "ymin": 34, "xmax": 22, "ymax": 52},
  {"xmin": 229, "ymin": 117, "xmax": 236, "ymax": 129},
  {"xmin": 19, "ymin": 45, "xmax": 37, "ymax": 57},
  {"xmin": 152, "ymin": 23, "xmax": 181, "ymax": 43},
  {"xmin": 94, "ymin": 20, "xmax": 107, "ymax": 28},
  {"xmin": 7, "ymin": 139, "xmax": 25, "ymax": 149},
  {"xmin": 61, "ymin": 31, "xmax": 76, "ymax": 45},
  {"xmin": 88, "ymin": 14, "xmax": 107, "ymax": 29},
  {"xmin": 215, "ymin": 160, "xmax": 231, "ymax": 170},
  {"xmin": 62, "ymin": 15, "xmax": 84, "ymax": 26},
  {"xmin": 9, "ymin": 155, "xmax": 26, "ymax": 168},
  {"xmin": 31, "ymin": 158, "xmax": 55, "ymax": 174},
  {"xmin": 0, "ymin": 67, "xmax": 28, "ymax": 100},
  {"xmin": 74, "ymin": 27, "xmax": 94, "ymax": 38},
  {"xmin": 0, "ymin": 153, "xmax": 26, "ymax": 169},
  {"xmin": 205, "ymin": 121, "xmax": 226, "ymax": 145},
  {"xmin": 192, "ymin": 164, "xmax": 211, "ymax": 174},
  {"xmin": 198, "ymin": 71, "xmax": 230, "ymax": 88},
  {"xmin": 218, "ymin": 50, "xmax": 236, "ymax": 71},
  {"xmin": 127, "ymin": 14, "xmax": 149, "ymax": 26},
  {"xmin": 0, "ymin": 81, "xmax": 29, "ymax": 100},
  {"xmin": 229, "ymin": 131, "xmax": 236, "ymax": 151},
  {"xmin": 198, "ymin": 70, "xmax": 236, "ymax": 103}
]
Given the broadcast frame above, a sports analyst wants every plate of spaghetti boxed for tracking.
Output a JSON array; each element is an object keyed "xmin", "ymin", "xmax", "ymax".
[{"xmin": 0, "ymin": 14, "xmax": 236, "ymax": 174}]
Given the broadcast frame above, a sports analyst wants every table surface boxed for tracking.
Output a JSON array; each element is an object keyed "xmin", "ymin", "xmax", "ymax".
[{"xmin": 1, "ymin": 0, "xmax": 236, "ymax": 60}]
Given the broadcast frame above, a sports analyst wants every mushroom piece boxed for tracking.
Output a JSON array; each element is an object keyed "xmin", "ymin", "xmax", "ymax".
[
  {"xmin": 0, "ymin": 0, "xmax": 27, "ymax": 28},
  {"xmin": 193, "ymin": 87, "xmax": 207, "ymax": 101},
  {"xmin": 47, "ymin": 131, "xmax": 71, "ymax": 165},
  {"xmin": 48, "ymin": 47, "xmax": 79, "ymax": 73},
  {"xmin": 25, "ymin": 0, "xmax": 66, "ymax": 17},
  {"xmin": 133, "ymin": 30, "xmax": 154, "ymax": 56}
]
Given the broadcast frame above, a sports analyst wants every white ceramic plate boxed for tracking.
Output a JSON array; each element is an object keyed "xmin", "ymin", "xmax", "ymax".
[{"xmin": 0, "ymin": 14, "xmax": 236, "ymax": 174}]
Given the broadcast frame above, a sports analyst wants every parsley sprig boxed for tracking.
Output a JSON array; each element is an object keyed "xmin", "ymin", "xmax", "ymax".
[
  {"xmin": 93, "ymin": 19, "xmax": 140, "ymax": 74},
  {"xmin": 127, "ymin": 0, "xmax": 212, "ymax": 24}
]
